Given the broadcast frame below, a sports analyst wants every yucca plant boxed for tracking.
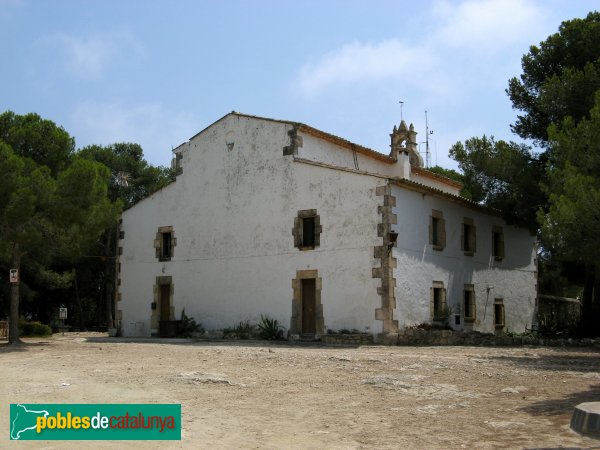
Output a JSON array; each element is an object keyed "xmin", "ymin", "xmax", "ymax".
[{"xmin": 257, "ymin": 314, "xmax": 285, "ymax": 340}]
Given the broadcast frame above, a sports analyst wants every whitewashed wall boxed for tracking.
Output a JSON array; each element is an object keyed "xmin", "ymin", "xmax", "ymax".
[
  {"xmin": 119, "ymin": 115, "xmax": 385, "ymax": 337},
  {"xmin": 119, "ymin": 113, "xmax": 536, "ymax": 338},
  {"xmin": 390, "ymin": 185, "xmax": 537, "ymax": 333}
]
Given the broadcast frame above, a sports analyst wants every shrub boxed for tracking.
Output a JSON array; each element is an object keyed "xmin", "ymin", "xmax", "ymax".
[
  {"xmin": 176, "ymin": 309, "xmax": 204, "ymax": 338},
  {"xmin": 19, "ymin": 319, "xmax": 52, "ymax": 337},
  {"xmin": 223, "ymin": 320, "xmax": 256, "ymax": 339},
  {"xmin": 433, "ymin": 305, "xmax": 453, "ymax": 328},
  {"xmin": 257, "ymin": 314, "xmax": 285, "ymax": 340}
]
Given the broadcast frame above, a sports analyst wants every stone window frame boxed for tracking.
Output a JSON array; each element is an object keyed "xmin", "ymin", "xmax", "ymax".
[
  {"xmin": 461, "ymin": 217, "xmax": 477, "ymax": 256},
  {"xmin": 429, "ymin": 209, "xmax": 446, "ymax": 251},
  {"xmin": 430, "ymin": 281, "xmax": 447, "ymax": 322},
  {"xmin": 290, "ymin": 269, "xmax": 324, "ymax": 336},
  {"xmin": 494, "ymin": 298, "xmax": 505, "ymax": 328},
  {"xmin": 463, "ymin": 284, "xmax": 476, "ymax": 322},
  {"xmin": 492, "ymin": 225, "xmax": 505, "ymax": 261},
  {"xmin": 293, "ymin": 209, "xmax": 322, "ymax": 250},
  {"xmin": 154, "ymin": 226, "xmax": 177, "ymax": 262}
]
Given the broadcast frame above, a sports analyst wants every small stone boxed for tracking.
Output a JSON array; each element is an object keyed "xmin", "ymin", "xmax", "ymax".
[{"xmin": 501, "ymin": 387, "xmax": 519, "ymax": 394}]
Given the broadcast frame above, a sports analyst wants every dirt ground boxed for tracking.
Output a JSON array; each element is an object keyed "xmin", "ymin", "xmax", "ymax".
[{"xmin": 1, "ymin": 333, "xmax": 600, "ymax": 449}]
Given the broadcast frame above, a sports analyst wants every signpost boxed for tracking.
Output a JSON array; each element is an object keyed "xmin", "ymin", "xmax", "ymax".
[
  {"xmin": 9, "ymin": 269, "xmax": 18, "ymax": 284},
  {"xmin": 59, "ymin": 307, "xmax": 67, "ymax": 335}
]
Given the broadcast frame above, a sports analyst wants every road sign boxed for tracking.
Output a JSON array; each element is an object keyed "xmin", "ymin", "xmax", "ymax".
[
  {"xmin": 9, "ymin": 269, "xmax": 18, "ymax": 284},
  {"xmin": 59, "ymin": 308, "xmax": 68, "ymax": 320}
]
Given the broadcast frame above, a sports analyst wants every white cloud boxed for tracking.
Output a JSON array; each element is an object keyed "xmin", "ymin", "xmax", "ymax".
[
  {"xmin": 433, "ymin": 0, "xmax": 545, "ymax": 52},
  {"xmin": 49, "ymin": 30, "xmax": 145, "ymax": 78},
  {"xmin": 297, "ymin": 40, "xmax": 439, "ymax": 98},
  {"xmin": 294, "ymin": 0, "xmax": 547, "ymax": 100},
  {"xmin": 70, "ymin": 102, "xmax": 199, "ymax": 166}
]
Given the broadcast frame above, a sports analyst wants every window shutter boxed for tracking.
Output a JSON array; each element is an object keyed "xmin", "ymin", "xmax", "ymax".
[
  {"xmin": 314, "ymin": 216, "xmax": 322, "ymax": 246},
  {"xmin": 171, "ymin": 235, "xmax": 177, "ymax": 257},
  {"xmin": 293, "ymin": 217, "xmax": 302, "ymax": 248},
  {"xmin": 154, "ymin": 235, "xmax": 161, "ymax": 259},
  {"xmin": 429, "ymin": 216, "xmax": 433, "ymax": 245},
  {"xmin": 460, "ymin": 223, "xmax": 465, "ymax": 251},
  {"xmin": 440, "ymin": 217, "xmax": 446, "ymax": 249},
  {"xmin": 470, "ymin": 225, "xmax": 477, "ymax": 253},
  {"xmin": 499, "ymin": 231, "xmax": 505, "ymax": 258},
  {"xmin": 430, "ymin": 287, "xmax": 434, "ymax": 319}
]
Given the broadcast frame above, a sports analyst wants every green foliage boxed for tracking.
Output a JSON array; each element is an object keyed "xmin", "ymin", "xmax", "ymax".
[
  {"xmin": 433, "ymin": 305, "xmax": 453, "ymax": 328},
  {"xmin": 427, "ymin": 166, "xmax": 472, "ymax": 199},
  {"xmin": 537, "ymin": 310, "xmax": 580, "ymax": 338},
  {"xmin": 78, "ymin": 143, "xmax": 174, "ymax": 208},
  {"xmin": 0, "ymin": 111, "xmax": 75, "ymax": 175},
  {"xmin": 176, "ymin": 308, "xmax": 204, "ymax": 338},
  {"xmin": 257, "ymin": 314, "xmax": 285, "ymax": 340},
  {"xmin": 449, "ymin": 136, "xmax": 545, "ymax": 231},
  {"xmin": 222, "ymin": 320, "xmax": 256, "ymax": 339},
  {"xmin": 539, "ymin": 92, "xmax": 600, "ymax": 265},
  {"xmin": 18, "ymin": 319, "xmax": 52, "ymax": 337},
  {"xmin": 507, "ymin": 12, "xmax": 600, "ymax": 144}
]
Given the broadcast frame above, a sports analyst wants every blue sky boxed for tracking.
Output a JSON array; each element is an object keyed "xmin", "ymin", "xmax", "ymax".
[{"xmin": 0, "ymin": 0, "xmax": 595, "ymax": 169}]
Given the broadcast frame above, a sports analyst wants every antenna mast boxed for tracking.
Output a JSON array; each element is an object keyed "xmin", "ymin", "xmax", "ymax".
[{"xmin": 424, "ymin": 110, "xmax": 433, "ymax": 168}]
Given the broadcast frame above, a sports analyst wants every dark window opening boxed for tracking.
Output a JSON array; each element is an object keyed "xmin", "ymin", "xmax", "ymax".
[
  {"xmin": 302, "ymin": 217, "xmax": 315, "ymax": 248},
  {"xmin": 494, "ymin": 300, "xmax": 505, "ymax": 327},
  {"xmin": 463, "ymin": 224, "xmax": 473, "ymax": 252},
  {"xmin": 433, "ymin": 287, "xmax": 444, "ymax": 318},
  {"xmin": 464, "ymin": 289, "xmax": 475, "ymax": 321},
  {"xmin": 462, "ymin": 221, "xmax": 476, "ymax": 254},
  {"xmin": 432, "ymin": 217, "xmax": 440, "ymax": 246},
  {"xmin": 162, "ymin": 232, "xmax": 172, "ymax": 259},
  {"xmin": 492, "ymin": 229, "xmax": 504, "ymax": 260}
]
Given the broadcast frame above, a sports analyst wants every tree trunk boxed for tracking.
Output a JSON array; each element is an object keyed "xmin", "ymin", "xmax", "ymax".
[
  {"xmin": 8, "ymin": 244, "xmax": 21, "ymax": 344},
  {"xmin": 579, "ymin": 265, "xmax": 599, "ymax": 337},
  {"xmin": 73, "ymin": 268, "xmax": 85, "ymax": 331}
]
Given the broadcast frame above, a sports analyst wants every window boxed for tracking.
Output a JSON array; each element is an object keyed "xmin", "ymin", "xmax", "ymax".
[
  {"xmin": 492, "ymin": 226, "xmax": 505, "ymax": 260},
  {"xmin": 293, "ymin": 210, "xmax": 322, "ymax": 250},
  {"xmin": 429, "ymin": 210, "xmax": 446, "ymax": 250},
  {"xmin": 463, "ymin": 284, "xmax": 476, "ymax": 322},
  {"xmin": 431, "ymin": 281, "xmax": 447, "ymax": 321},
  {"xmin": 461, "ymin": 218, "xmax": 476, "ymax": 255},
  {"xmin": 302, "ymin": 216, "xmax": 315, "ymax": 248},
  {"xmin": 162, "ymin": 232, "xmax": 172, "ymax": 259},
  {"xmin": 154, "ymin": 226, "xmax": 176, "ymax": 261},
  {"xmin": 494, "ymin": 299, "xmax": 505, "ymax": 328}
]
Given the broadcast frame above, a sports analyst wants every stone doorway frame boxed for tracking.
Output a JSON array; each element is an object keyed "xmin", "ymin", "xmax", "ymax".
[
  {"xmin": 150, "ymin": 276, "xmax": 174, "ymax": 336},
  {"xmin": 290, "ymin": 269, "xmax": 324, "ymax": 337}
]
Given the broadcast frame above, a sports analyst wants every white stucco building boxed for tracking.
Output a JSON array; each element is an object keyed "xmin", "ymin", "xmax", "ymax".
[{"xmin": 116, "ymin": 112, "xmax": 537, "ymax": 340}]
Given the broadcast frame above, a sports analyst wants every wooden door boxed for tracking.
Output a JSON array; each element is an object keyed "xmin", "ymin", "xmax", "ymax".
[
  {"xmin": 160, "ymin": 284, "xmax": 170, "ymax": 321},
  {"xmin": 302, "ymin": 279, "xmax": 316, "ymax": 334}
]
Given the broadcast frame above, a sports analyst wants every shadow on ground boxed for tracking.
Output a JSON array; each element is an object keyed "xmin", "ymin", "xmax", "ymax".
[
  {"xmin": 489, "ymin": 350, "xmax": 600, "ymax": 373},
  {"xmin": 0, "ymin": 340, "xmax": 51, "ymax": 353},
  {"xmin": 519, "ymin": 384, "xmax": 600, "ymax": 416},
  {"xmin": 82, "ymin": 336, "xmax": 335, "ymax": 349}
]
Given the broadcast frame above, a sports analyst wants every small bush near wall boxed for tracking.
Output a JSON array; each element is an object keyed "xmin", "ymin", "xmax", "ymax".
[
  {"xmin": 257, "ymin": 315, "xmax": 285, "ymax": 340},
  {"xmin": 222, "ymin": 320, "xmax": 257, "ymax": 339},
  {"xmin": 19, "ymin": 319, "xmax": 52, "ymax": 337},
  {"xmin": 175, "ymin": 309, "xmax": 204, "ymax": 338}
]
